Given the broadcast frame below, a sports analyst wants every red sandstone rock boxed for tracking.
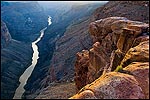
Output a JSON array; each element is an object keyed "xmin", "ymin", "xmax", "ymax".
[
  {"xmin": 121, "ymin": 40, "xmax": 149, "ymax": 67},
  {"xmin": 72, "ymin": 1, "xmax": 149, "ymax": 99},
  {"xmin": 132, "ymin": 35, "xmax": 149, "ymax": 47},
  {"xmin": 124, "ymin": 62, "xmax": 149, "ymax": 99},
  {"xmin": 89, "ymin": 17, "xmax": 128, "ymax": 42},
  {"xmin": 71, "ymin": 72, "xmax": 145, "ymax": 99},
  {"xmin": 75, "ymin": 17, "xmax": 149, "ymax": 94},
  {"xmin": 74, "ymin": 50, "xmax": 89, "ymax": 91},
  {"xmin": 70, "ymin": 90, "xmax": 96, "ymax": 99}
]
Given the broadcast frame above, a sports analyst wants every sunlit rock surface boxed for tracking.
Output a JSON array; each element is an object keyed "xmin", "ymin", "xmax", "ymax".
[{"xmin": 72, "ymin": 16, "xmax": 149, "ymax": 99}]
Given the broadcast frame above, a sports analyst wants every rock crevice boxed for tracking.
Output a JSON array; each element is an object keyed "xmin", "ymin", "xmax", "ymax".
[{"xmin": 72, "ymin": 17, "xmax": 149, "ymax": 99}]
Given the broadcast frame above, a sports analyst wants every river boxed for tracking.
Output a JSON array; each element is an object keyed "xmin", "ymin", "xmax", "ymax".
[{"xmin": 13, "ymin": 16, "xmax": 52, "ymax": 99}]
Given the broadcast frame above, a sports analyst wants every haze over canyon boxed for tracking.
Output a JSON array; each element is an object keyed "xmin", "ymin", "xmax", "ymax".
[{"xmin": 1, "ymin": 1, "xmax": 149, "ymax": 99}]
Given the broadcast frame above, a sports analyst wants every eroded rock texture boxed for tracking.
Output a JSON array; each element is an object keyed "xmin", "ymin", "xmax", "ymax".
[
  {"xmin": 124, "ymin": 62, "xmax": 149, "ymax": 99},
  {"xmin": 71, "ymin": 72, "xmax": 145, "ymax": 99},
  {"xmin": 72, "ymin": 17, "xmax": 149, "ymax": 99}
]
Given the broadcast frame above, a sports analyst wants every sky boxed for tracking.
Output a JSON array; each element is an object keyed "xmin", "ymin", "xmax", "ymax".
[
  {"xmin": 6, "ymin": 1, "xmax": 108, "ymax": 3},
  {"xmin": 5, "ymin": 1, "xmax": 108, "ymax": 5}
]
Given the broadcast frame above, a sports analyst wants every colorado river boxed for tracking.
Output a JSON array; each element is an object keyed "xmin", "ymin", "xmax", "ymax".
[{"xmin": 13, "ymin": 16, "xmax": 52, "ymax": 99}]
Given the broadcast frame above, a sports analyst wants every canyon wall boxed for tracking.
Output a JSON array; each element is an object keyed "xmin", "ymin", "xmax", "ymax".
[
  {"xmin": 93, "ymin": 1, "xmax": 149, "ymax": 23},
  {"xmin": 1, "ymin": 1, "xmax": 47, "ymax": 99},
  {"xmin": 1, "ymin": 21, "xmax": 33, "ymax": 99},
  {"xmin": 1, "ymin": 1, "xmax": 47, "ymax": 43},
  {"xmin": 48, "ymin": 0, "xmax": 149, "ymax": 84},
  {"xmin": 23, "ymin": 3, "xmax": 105, "ymax": 99},
  {"xmin": 30, "ymin": 1, "xmax": 149, "ymax": 99}
]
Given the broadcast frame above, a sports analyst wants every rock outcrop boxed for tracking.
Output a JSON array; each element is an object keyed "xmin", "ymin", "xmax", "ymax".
[
  {"xmin": 71, "ymin": 72, "xmax": 145, "ymax": 99},
  {"xmin": 72, "ymin": 17, "xmax": 149, "ymax": 99},
  {"xmin": 123, "ymin": 62, "xmax": 149, "ymax": 99},
  {"xmin": 48, "ymin": 1, "xmax": 149, "ymax": 85},
  {"xmin": 1, "ymin": 21, "xmax": 33, "ymax": 99}
]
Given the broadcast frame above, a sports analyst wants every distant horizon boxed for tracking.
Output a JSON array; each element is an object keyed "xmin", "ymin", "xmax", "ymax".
[{"xmin": 4, "ymin": 1, "xmax": 108, "ymax": 3}]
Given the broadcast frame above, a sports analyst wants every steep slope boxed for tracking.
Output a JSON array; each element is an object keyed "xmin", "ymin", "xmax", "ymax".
[
  {"xmin": 1, "ymin": 21, "xmax": 33, "ymax": 99},
  {"xmin": 22, "ymin": 3, "xmax": 106, "ymax": 99},
  {"xmin": 36, "ymin": 82, "xmax": 76, "ymax": 99},
  {"xmin": 47, "ymin": 1, "xmax": 149, "ymax": 83},
  {"xmin": 32, "ymin": 1, "xmax": 149, "ymax": 99},
  {"xmin": 71, "ymin": 17, "xmax": 149, "ymax": 99},
  {"xmin": 1, "ymin": 1, "xmax": 47, "ymax": 43},
  {"xmin": 93, "ymin": 1, "xmax": 149, "ymax": 23}
]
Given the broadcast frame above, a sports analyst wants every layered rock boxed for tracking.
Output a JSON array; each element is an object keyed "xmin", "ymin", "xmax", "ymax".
[
  {"xmin": 71, "ymin": 40, "xmax": 149, "ymax": 99},
  {"xmin": 1, "ymin": 21, "xmax": 33, "ymax": 99},
  {"xmin": 93, "ymin": 1, "xmax": 149, "ymax": 23},
  {"xmin": 72, "ymin": 17, "xmax": 149, "ymax": 99},
  {"xmin": 42, "ymin": 2, "xmax": 104, "ymax": 83},
  {"xmin": 22, "ymin": 1, "xmax": 149, "ymax": 99},
  {"xmin": 1, "ymin": 1, "xmax": 47, "ymax": 43},
  {"xmin": 24, "ymin": 3, "xmax": 104, "ymax": 99},
  {"xmin": 25, "ymin": 1, "xmax": 149, "ymax": 99},
  {"xmin": 121, "ymin": 40, "xmax": 149, "ymax": 67}
]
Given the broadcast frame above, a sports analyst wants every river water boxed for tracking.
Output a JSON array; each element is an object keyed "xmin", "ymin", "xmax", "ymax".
[{"xmin": 13, "ymin": 16, "xmax": 52, "ymax": 99}]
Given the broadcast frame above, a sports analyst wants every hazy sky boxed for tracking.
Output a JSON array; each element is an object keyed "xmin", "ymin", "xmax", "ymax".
[
  {"xmin": 6, "ymin": 1, "xmax": 108, "ymax": 3},
  {"xmin": 5, "ymin": 1, "xmax": 108, "ymax": 5},
  {"xmin": 38, "ymin": 1, "xmax": 108, "ymax": 2}
]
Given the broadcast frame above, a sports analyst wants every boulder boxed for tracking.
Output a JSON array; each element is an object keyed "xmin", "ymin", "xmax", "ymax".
[
  {"xmin": 70, "ymin": 72, "xmax": 145, "ymax": 99},
  {"xmin": 89, "ymin": 17, "xmax": 128, "ymax": 42},
  {"xmin": 124, "ymin": 62, "xmax": 149, "ymax": 99},
  {"xmin": 69, "ymin": 90, "xmax": 96, "ymax": 99},
  {"xmin": 121, "ymin": 40, "xmax": 149, "ymax": 67}
]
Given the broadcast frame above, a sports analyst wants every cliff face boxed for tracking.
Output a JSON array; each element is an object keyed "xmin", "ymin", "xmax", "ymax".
[
  {"xmin": 47, "ymin": 18, "xmax": 93, "ymax": 82},
  {"xmin": 1, "ymin": 21, "xmax": 33, "ymax": 99},
  {"xmin": 38, "ymin": 2, "xmax": 106, "ymax": 84},
  {"xmin": 71, "ymin": 17, "xmax": 149, "ymax": 99},
  {"xmin": 1, "ymin": 1, "xmax": 47, "ymax": 43},
  {"xmin": 48, "ymin": 1, "xmax": 149, "ymax": 84}
]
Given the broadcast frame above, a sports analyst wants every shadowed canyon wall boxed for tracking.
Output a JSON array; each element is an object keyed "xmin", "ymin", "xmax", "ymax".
[{"xmin": 1, "ymin": 21, "xmax": 33, "ymax": 99}]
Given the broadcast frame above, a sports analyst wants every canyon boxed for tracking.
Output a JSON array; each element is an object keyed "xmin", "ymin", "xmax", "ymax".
[
  {"xmin": 1, "ymin": 1, "xmax": 149, "ymax": 99},
  {"xmin": 1, "ymin": 1, "xmax": 106, "ymax": 99},
  {"xmin": 1, "ymin": 1, "xmax": 47, "ymax": 43},
  {"xmin": 1, "ymin": 1, "xmax": 47, "ymax": 99},
  {"xmin": 36, "ymin": 1, "xmax": 149, "ymax": 99},
  {"xmin": 22, "ymin": 2, "xmax": 106, "ymax": 99}
]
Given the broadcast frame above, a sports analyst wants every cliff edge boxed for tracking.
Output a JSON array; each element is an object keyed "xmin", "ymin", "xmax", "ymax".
[{"xmin": 71, "ymin": 17, "xmax": 149, "ymax": 99}]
